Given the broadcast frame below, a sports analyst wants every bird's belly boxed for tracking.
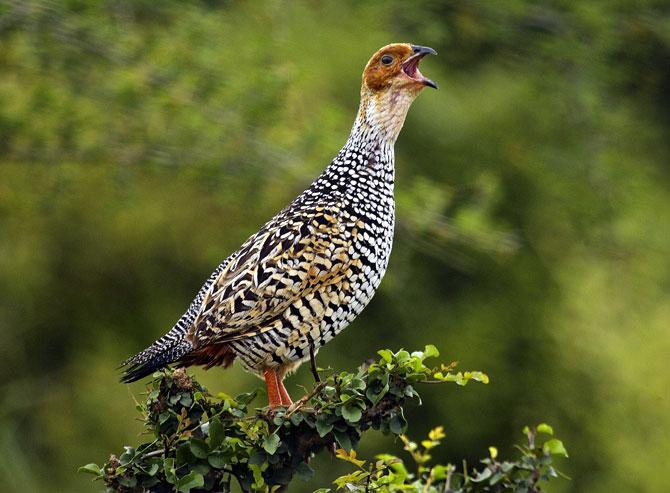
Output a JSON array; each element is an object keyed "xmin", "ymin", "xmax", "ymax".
[{"xmin": 232, "ymin": 207, "xmax": 394, "ymax": 374}]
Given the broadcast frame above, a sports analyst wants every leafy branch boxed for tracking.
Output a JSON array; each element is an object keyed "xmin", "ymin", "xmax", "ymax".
[
  {"xmin": 80, "ymin": 347, "xmax": 566, "ymax": 492},
  {"xmin": 325, "ymin": 423, "xmax": 568, "ymax": 492}
]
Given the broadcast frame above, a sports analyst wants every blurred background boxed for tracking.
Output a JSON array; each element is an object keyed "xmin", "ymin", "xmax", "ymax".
[{"xmin": 1, "ymin": 0, "xmax": 669, "ymax": 491}]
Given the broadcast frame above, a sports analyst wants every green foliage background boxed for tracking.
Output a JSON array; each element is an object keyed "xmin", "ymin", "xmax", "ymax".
[{"xmin": 0, "ymin": 0, "xmax": 668, "ymax": 491}]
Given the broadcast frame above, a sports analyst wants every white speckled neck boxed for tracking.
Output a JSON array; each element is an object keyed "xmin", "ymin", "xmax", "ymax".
[{"xmin": 348, "ymin": 85, "xmax": 421, "ymax": 146}]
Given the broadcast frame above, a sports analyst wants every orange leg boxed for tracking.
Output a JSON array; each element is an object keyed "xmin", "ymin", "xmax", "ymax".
[
  {"xmin": 263, "ymin": 368, "xmax": 293, "ymax": 408},
  {"xmin": 277, "ymin": 377, "xmax": 293, "ymax": 406},
  {"xmin": 263, "ymin": 369, "xmax": 283, "ymax": 408}
]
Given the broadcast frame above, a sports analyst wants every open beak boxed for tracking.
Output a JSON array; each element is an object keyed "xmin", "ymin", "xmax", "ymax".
[{"xmin": 402, "ymin": 45, "xmax": 438, "ymax": 89}]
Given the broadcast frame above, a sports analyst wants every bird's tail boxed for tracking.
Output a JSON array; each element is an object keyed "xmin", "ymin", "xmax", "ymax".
[
  {"xmin": 120, "ymin": 325, "xmax": 193, "ymax": 383},
  {"xmin": 120, "ymin": 257, "xmax": 228, "ymax": 383}
]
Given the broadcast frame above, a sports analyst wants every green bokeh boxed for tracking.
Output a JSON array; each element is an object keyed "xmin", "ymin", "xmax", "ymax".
[{"xmin": 0, "ymin": 1, "xmax": 668, "ymax": 492}]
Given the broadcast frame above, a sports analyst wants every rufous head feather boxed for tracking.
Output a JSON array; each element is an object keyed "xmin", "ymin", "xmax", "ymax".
[{"xmin": 355, "ymin": 43, "xmax": 437, "ymax": 143}]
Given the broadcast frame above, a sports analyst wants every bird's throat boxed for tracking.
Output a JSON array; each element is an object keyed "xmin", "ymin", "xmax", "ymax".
[{"xmin": 351, "ymin": 87, "xmax": 420, "ymax": 145}]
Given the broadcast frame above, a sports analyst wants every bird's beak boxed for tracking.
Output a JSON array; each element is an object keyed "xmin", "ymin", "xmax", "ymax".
[{"xmin": 402, "ymin": 45, "xmax": 438, "ymax": 89}]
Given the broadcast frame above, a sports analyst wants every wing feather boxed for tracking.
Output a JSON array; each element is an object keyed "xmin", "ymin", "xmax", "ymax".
[{"xmin": 189, "ymin": 204, "xmax": 359, "ymax": 345}]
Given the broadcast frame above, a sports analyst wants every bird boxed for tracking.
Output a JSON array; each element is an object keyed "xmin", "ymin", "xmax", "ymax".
[{"xmin": 121, "ymin": 43, "xmax": 437, "ymax": 408}]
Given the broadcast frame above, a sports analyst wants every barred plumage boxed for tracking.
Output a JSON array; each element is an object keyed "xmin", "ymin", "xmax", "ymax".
[{"xmin": 121, "ymin": 43, "xmax": 437, "ymax": 407}]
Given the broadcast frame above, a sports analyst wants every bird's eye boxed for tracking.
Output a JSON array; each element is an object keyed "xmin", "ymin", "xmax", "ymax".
[{"xmin": 380, "ymin": 54, "xmax": 394, "ymax": 66}]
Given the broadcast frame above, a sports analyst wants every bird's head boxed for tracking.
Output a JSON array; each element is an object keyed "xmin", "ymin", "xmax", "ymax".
[
  {"xmin": 362, "ymin": 43, "xmax": 438, "ymax": 93},
  {"xmin": 356, "ymin": 43, "xmax": 437, "ymax": 142}
]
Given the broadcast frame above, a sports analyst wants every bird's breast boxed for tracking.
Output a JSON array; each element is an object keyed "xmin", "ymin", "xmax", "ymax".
[{"xmin": 229, "ymin": 149, "xmax": 397, "ymax": 373}]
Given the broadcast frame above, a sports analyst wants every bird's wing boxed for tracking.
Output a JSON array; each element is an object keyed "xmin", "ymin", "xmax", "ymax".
[{"xmin": 190, "ymin": 204, "xmax": 361, "ymax": 344}]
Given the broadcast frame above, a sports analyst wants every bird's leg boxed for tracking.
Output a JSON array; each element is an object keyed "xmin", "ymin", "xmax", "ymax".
[
  {"xmin": 263, "ymin": 369, "xmax": 283, "ymax": 408},
  {"xmin": 277, "ymin": 376, "xmax": 293, "ymax": 406},
  {"xmin": 264, "ymin": 368, "xmax": 293, "ymax": 407},
  {"xmin": 309, "ymin": 341, "xmax": 321, "ymax": 383}
]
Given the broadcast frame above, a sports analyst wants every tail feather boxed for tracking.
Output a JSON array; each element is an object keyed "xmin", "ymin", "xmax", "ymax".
[
  {"xmin": 120, "ymin": 255, "xmax": 231, "ymax": 383},
  {"xmin": 120, "ymin": 337, "xmax": 192, "ymax": 383},
  {"xmin": 120, "ymin": 315, "xmax": 194, "ymax": 383}
]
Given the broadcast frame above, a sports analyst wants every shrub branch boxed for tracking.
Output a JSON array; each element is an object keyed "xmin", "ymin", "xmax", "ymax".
[{"xmin": 80, "ymin": 346, "xmax": 567, "ymax": 492}]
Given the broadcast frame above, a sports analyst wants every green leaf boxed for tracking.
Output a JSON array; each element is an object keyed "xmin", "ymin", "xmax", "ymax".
[
  {"xmin": 179, "ymin": 394, "xmax": 193, "ymax": 407},
  {"xmin": 322, "ymin": 385, "xmax": 337, "ymax": 398},
  {"xmin": 207, "ymin": 453, "xmax": 227, "ymax": 469},
  {"xmin": 430, "ymin": 464, "xmax": 449, "ymax": 481},
  {"xmin": 164, "ymin": 458, "xmax": 176, "ymax": 484},
  {"xmin": 141, "ymin": 476, "xmax": 160, "ymax": 488},
  {"xmin": 250, "ymin": 463, "xmax": 265, "ymax": 488},
  {"xmin": 490, "ymin": 472, "xmax": 504, "ymax": 485},
  {"xmin": 366, "ymin": 384, "xmax": 388, "ymax": 406},
  {"xmin": 342, "ymin": 405, "xmax": 362, "ymax": 423},
  {"xmin": 468, "ymin": 371, "xmax": 490, "ymax": 384},
  {"xmin": 333, "ymin": 430, "xmax": 352, "ymax": 451},
  {"xmin": 176, "ymin": 471, "xmax": 204, "ymax": 492},
  {"xmin": 235, "ymin": 391, "xmax": 257, "ymax": 405},
  {"xmin": 208, "ymin": 416, "xmax": 225, "ymax": 448},
  {"xmin": 388, "ymin": 412, "xmax": 407, "ymax": 434},
  {"xmin": 349, "ymin": 377, "xmax": 366, "ymax": 390},
  {"xmin": 189, "ymin": 438, "xmax": 209, "ymax": 459},
  {"xmin": 378, "ymin": 349, "xmax": 393, "ymax": 363},
  {"xmin": 117, "ymin": 476, "xmax": 137, "ymax": 488},
  {"xmin": 423, "ymin": 344, "xmax": 440, "ymax": 359},
  {"xmin": 193, "ymin": 463, "xmax": 211, "ymax": 475},
  {"xmin": 78, "ymin": 463, "xmax": 102, "ymax": 476},
  {"xmin": 176, "ymin": 443, "xmax": 196, "ymax": 466},
  {"xmin": 537, "ymin": 423, "xmax": 554, "ymax": 435},
  {"xmin": 471, "ymin": 468, "xmax": 492, "ymax": 482},
  {"xmin": 316, "ymin": 417, "xmax": 334, "ymax": 437},
  {"xmin": 543, "ymin": 438, "xmax": 568, "ymax": 457},
  {"xmin": 295, "ymin": 461, "xmax": 315, "ymax": 480},
  {"xmin": 263, "ymin": 433, "xmax": 280, "ymax": 455},
  {"xmin": 119, "ymin": 446, "xmax": 136, "ymax": 466},
  {"xmin": 249, "ymin": 451, "xmax": 266, "ymax": 465},
  {"xmin": 395, "ymin": 350, "xmax": 410, "ymax": 363}
]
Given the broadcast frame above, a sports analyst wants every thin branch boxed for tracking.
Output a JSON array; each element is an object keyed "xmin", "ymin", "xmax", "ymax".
[
  {"xmin": 286, "ymin": 381, "xmax": 327, "ymax": 418},
  {"xmin": 142, "ymin": 448, "xmax": 165, "ymax": 459},
  {"xmin": 309, "ymin": 341, "xmax": 321, "ymax": 383}
]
